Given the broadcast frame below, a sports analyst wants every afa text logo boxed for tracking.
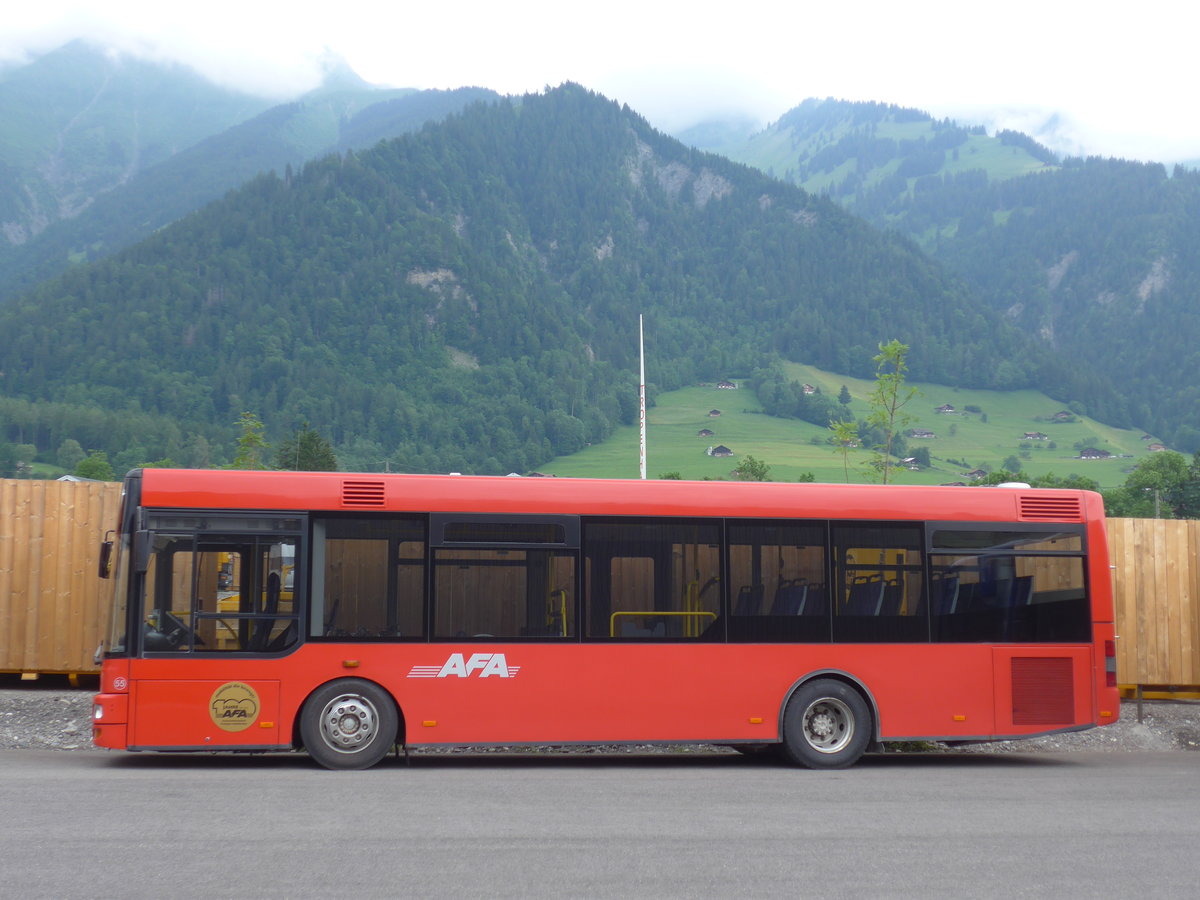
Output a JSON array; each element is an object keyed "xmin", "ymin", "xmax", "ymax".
[{"xmin": 407, "ymin": 653, "xmax": 520, "ymax": 679}]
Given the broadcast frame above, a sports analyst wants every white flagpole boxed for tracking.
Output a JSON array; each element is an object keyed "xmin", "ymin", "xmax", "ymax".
[{"xmin": 638, "ymin": 314, "xmax": 647, "ymax": 480}]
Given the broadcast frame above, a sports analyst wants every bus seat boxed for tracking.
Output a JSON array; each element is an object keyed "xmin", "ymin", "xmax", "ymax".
[
  {"xmin": 932, "ymin": 574, "xmax": 960, "ymax": 615},
  {"xmin": 735, "ymin": 584, "xmax": 765, "ymax": 616},
  {"xmin": 1013, "ymin": 575, "xmax": 1034, "ymax": 605},
  {"xmin": 880, "ymin": 579, "xmax": 904, "ymax": 615},
  {"xmin": 846, "ymin": 578, "xmax": 885, "ymax": 616},
  {"xmin": 769, "ymin": 580, "xmax": 808, "ymax": 616}
]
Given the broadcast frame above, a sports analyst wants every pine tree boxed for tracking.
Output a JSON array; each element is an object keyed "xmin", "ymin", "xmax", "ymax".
[
  {"xmin": 275, "ymin": 423, "xmax": 338, "ymax": 471},
  {"xmin": 228, "ymin": 412, "xmax": 269, "ymax": 470}
]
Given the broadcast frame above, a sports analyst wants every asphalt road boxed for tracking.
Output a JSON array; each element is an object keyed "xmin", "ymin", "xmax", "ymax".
[{"xmin": 3, "ymin": 749, "xmax": 1198, "ymax": 899}]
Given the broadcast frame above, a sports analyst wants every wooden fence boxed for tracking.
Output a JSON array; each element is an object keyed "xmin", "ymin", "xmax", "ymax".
[
  {"xmin": 0, "ymin": 478, "xmax": 122, "ymax": 678},
  {"xmin": 1, "ymin": 478, "xmax": 1199, "ymax": 689},
  {"xmin": 1108, "ymin": 517, "xmax": 1200, "ymax": 689}
]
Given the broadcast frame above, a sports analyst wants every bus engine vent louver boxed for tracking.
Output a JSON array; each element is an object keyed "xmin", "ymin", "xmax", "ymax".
[
  {"xmin": 341, "ymin": 480, "xmax": 386, "ymax": 508},
  {"xmin": 1017, "ymin": 495, "xmax": 1083, "ymax": 522},
  {"xmin": 1011, "ymin": 657, "xmax": 1074, "ymax": 724}
]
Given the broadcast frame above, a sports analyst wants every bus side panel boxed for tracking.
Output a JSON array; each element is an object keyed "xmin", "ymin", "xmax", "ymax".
[
  {"xmin": 298, "ymin": 643, "xmax": 1003, "ymax": 746},
  {"xmin": 116, "ymin": 642, "xmax": 1103, "ymax": 750},
  {"xmin": 129, "ymin": 677, "xmax": 281, "ymax": 749}
]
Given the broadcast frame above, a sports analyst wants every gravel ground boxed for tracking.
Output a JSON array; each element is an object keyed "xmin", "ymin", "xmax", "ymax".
[
  {"xmin": 2, "ymin": 675, "xmax": 1198, "ymax": 754},
  {"xmin": 2, "ymin": 681, "xmax": 1200, "ymax": 758}
]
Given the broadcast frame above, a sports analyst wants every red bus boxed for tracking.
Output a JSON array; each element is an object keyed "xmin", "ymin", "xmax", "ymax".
[{"xmin": 93, "ymin": 468, "xmax": 1120, "ymax": 769}]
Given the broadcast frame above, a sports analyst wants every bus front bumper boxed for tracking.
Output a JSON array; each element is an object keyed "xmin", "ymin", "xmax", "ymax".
[{"xmin": 92, "ymin": 693, "xmax": 128, "ymax": 749}]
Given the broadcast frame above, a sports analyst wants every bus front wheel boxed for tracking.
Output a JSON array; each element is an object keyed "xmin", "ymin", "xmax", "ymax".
[
  {"xmin": 781, "ymin": 679, "xmax": 871, "ymax": 769},
  {"xmin": 300, "ymin": 679, "xmax": 398, "ymax": 770}
]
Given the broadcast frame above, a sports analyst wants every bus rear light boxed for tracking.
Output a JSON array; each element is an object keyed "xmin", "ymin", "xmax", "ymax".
[{"xmin": 1104, "ymin": 640, "xmax": 1117, "ymax": 687}]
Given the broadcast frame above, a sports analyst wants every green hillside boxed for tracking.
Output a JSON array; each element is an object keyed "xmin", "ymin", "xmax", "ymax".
[
  {"xmin": 538, "ymin": 364, "xmax": 1157, "ymax": 489},
  {"xmin": 699, "ymin": 99, "xmax": 1056, "ymax": 205},
  {"xmin": 702, "ymin": 98, "xmax": 1200, "ymax": 453}
]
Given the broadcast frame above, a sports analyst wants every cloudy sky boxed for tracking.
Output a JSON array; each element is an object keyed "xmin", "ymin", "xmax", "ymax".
[{"xmin": 2, "ymin": 0, "xmax": 1195, "ymax": 162}]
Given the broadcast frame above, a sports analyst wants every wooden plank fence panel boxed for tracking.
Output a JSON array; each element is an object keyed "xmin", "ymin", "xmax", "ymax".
[
  {"xmin": 1108, "ymin": 517, "xmax": 1200, "ymax": 689},
  {"xmin": 1186, "ymin": 520, "xmax": 1200, "ymax": 686},
  {"xmin": 0, "ymin": 479, "xmax": 122, "ymax": 675},
  {"xmin": 1108, "ymin": 519, "xmax": 1135, "ymax": 680},
  {"xmin": 0, "ymin": 479, "xmax": 16, "ymax": 671}
]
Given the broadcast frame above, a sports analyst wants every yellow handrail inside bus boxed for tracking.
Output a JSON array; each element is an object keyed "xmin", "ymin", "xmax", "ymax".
[{"xmin": 546, "ymin": 589, "xmax": 568, "ymax": 637}]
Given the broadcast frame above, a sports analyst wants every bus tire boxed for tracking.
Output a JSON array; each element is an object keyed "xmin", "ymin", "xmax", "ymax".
[
  {"xmin": 781, "ymin": 679, "xmax": 871, "ymax": 769},
  {"xmin": 300, "ymin": 679, "xmax": 398, "ymax": 770}
]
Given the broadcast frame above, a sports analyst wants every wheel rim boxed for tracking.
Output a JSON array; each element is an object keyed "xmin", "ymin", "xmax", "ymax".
[
  {"xmin": 317, "ymin": 693, "xmax": 378, "ymax": 754},
  {"xmin": 802, "ymin": 696, "xmax": 855, "ymax": 754}
]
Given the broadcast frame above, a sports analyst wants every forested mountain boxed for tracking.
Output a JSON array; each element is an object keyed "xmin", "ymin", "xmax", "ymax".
[
  {"xmin": 703, "ymin": 98, "xmax": 1200, "ymax": 451},
  {"xmin": 0, "ymin": 41, "xmax": 271, "ymax": 246},
  {"xmin": 0, "ymin": 85, "xmax": 1087, "ymax": 475},
  {"xmin": 927, "ymin": 158, "xmax": 1200, "ymax": 450},
  {"xmin": 0, "ymin": 41, "xmax": 499, "ymax": 300},
  {"xmin": 693, "ymin": 98, "xmax": 1057, "ymax": 208}
]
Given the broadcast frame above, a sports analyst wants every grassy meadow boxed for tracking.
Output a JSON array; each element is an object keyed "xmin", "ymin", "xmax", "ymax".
[{"xmin": 537, "ymin": 363, "xmax": 1160, "ymax": 489}]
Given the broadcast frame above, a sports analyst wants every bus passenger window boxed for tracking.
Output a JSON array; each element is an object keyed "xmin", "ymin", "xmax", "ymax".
[
  {"xmin": 313, "ymin": 517, "xmax": 426, "ymax": 639},
  {"xmin": 930, "ymin": 529, "xmax": 1089, "ymax": 642},
  {"xmin": 831, "ymin": 524, "xmax": 926, "ymax": 643},
  {"xmin": 583, "ymin": 520, "xmax": 720, "ymax": 640},
  {"xmin": 726, "ymin": 522, "xmax": 830, "ymax": 642},
  {"xmin": 433, "ymin": 549, "xmax": 576, "ymax": 639}
]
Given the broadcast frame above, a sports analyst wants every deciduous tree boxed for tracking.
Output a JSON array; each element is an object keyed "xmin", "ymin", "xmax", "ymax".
[{"xmin": 866, "ymin": 340, "xmax": 918, "ymax": 484}]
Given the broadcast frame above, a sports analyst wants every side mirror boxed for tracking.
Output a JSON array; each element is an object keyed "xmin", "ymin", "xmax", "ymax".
[{"xmin": 98, "ymin": 531, "xmax": 114, "ymax": 579}]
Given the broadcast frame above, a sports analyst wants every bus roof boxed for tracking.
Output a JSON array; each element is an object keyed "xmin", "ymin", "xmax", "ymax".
[{"xmin": 132, "ymin": 469, "xmax": 1101, "ymax": 525}]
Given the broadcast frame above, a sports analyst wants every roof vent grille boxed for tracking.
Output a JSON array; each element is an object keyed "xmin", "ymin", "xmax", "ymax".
[
  {"xmin": 342, "ymin": 480, "xmax": 386, "ymax": 508},
  {"xmin": 1018, "ymin": 495, "xmax": 1083, "ymax": 522}
]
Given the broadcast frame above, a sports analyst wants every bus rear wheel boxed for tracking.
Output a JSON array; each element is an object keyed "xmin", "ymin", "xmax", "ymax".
[
  {"xmin": 781, "ymin": 679, "xmax": 871, "ymax": 769},
  {"xmin": 300, "ymin": 679, "xmax": 398, "ymax": 770}
]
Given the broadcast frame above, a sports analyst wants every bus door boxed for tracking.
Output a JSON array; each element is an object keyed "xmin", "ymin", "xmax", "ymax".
[{"xmin": 129, "ymin": 513, "xmax": 304, "ymax": 749}]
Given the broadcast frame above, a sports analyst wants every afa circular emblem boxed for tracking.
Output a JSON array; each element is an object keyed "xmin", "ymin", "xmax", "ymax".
[{"xmin": 209, "ymin": 682, "xmax": 260, "ymax": 732}]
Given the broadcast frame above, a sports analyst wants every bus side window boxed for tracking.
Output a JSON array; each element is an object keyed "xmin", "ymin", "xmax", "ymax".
[
  {"xmin": 831, "ymin": 524, "xmax": 927, "ymax": 643},
  {"xmin": 139, "ymin": 533, "xmax": 302, "ymax": 655},
  {"xmin": 433, "ymin": 549, "xmax": 576, "ymax": 639},
  {"xmin": 726, "ymin": 521, "xmax": 830, "ymax": 642},
  {"xmin": 313, "ymin": 517, "xmax": 426, "ymax": 640},
  {"xmin": 929, "ymin": 529, "xmax": 1089, "ymax": 642},
  {"xmin": 584, "ymin": 520, "xmax": 720, "ymax": 640}
]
